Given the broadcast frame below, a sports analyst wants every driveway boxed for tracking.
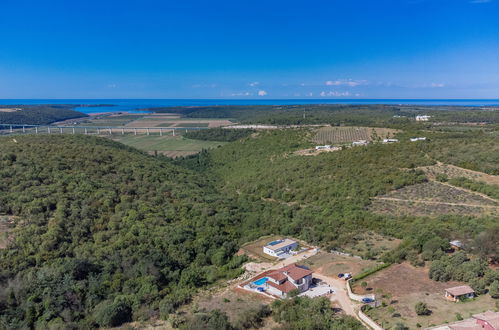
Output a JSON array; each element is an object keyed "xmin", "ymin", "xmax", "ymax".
[{"xmin": 312, "ymin": 273, "xmax": 360, "ymax": 319}]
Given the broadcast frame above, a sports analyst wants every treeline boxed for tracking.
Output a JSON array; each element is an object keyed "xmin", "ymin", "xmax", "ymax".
[
  {"xmin": 0, "ymin": 105, "xmax": 87, "ymax": 125},
  {"xmin": 184, "ymin": 128, "xmax": 255, "ymax": 142},
  {"xmin": 0, "ymin": 135, "xmax": 246, "ymax": 328},
  {"xmin": 147, "ymin": 104, "xmax": 499, "ymax": 126}
]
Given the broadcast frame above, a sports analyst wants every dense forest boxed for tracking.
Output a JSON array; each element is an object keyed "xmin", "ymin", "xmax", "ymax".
[
  {"xmin": 0, "ymin": 136, "xmax": 246, "ymax": 328},
  {"xmin": 0, "ymin": 105, "xmax": 87, "ymax": 125}
]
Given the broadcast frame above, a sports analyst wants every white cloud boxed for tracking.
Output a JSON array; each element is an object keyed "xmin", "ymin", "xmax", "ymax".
[
  {"xmin": 319, "ymin": 91, "xmax": 352, "ymax": 97},
  {"xmin": 470, "ymin": 0, "xmax": 491, "ymax": 3},
  {"xmin": 230, "ymin": 92, "xmax": 252, "ymax": 96},
  {"xmin": 249, "ymin": 82, "xmax": 260, "ymax": 87},
  {"xmin": 429, "ymin": 82, "xmax": 445, "ymax": 88},
  {"xmin": 258, "ymin": 90, "xmax": 268, "ymax": 96},
  {"xmin": 107, "ymin": 83, "xmax": 117, "ymax": 88},
  {"xmin": 192, "ymin": 83, "xmax": 217, "ymax": 88},
  {"xmin": 325, "ymin": 79, "xmax": 367, "ymax": 87}
]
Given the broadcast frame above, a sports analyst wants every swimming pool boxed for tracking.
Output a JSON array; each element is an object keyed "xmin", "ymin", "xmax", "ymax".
[
  {"xmin": 268, "ymin": 240, "xmax": 283, "ymax": 246},
  {"xmin": 253, "ymin": 277, "xmax": 268, "ymax": 286}
]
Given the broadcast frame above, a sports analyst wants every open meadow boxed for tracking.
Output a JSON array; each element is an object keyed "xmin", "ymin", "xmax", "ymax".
[
  {"xmin": 356, "ymin": 263, "xmax": 497, "ymax": 329},
  {"xmin": 110, "ymin": 135, "xmax": 226, "ymax": 158}
]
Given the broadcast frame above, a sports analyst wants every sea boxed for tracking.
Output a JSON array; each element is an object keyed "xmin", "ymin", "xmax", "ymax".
[{"xmin": 0, "ymin": 99, "xmax": 498, "ymax": 115}]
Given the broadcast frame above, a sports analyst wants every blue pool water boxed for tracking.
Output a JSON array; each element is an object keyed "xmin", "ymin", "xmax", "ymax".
[
  {"xmin": 253, "ymin": 277, "xmax": 268, "ymax": 286},
  {"xmin": 268, "ymin": 240, "xmax": 282, "ymax": 246}
]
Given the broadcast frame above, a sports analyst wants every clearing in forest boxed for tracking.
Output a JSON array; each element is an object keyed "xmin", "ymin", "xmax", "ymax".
[
  {"xmin": 369, "ymin": 181, "xmax": 499, "ymax": 217},
  {"xmin": 418, "ymin": 163, "xmax": 499, "ymax": 186},
  {"xmin": 354, "ymin": 263, "xmax": 496, "ymax": 329},
  {"xmin": 312, "ymin": 126, "xmax": 398, "ymax": 145}
]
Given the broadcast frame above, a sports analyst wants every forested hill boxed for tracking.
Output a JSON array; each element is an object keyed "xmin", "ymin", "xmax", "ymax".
[
  {"xmin": 0, "ymin": 105, "xmax": 87, "ymax": 125},
  {"xmin": 0, "ymin": 135, "xmax": 245, "ymax": 329}
]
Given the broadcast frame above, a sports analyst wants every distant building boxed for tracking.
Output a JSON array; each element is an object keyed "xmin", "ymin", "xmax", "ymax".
[
  {"xmin": 382, "ymin": 138, "xmax": 399, "ymax": 143},
  {"xmin": 410, "ymin": 137, "xmax": 427, "ymax": 142},
  {"xmin": 416, "ymin": 115, "xmax": 431, "ymax": 121},
  {"xmin": 352, "ymin": 140, "xmax": 368, "ymax": 146},
  {"xmin": 263, "ymin": 239, "xmax": 298, "ymax": 258},
  {"xmin": 315, "ymin": 145, "xmax": 332, "ymax": 150},
  {"xmin": 265, "ymin": 264, "xmax": 313, "ymax": 298},
  {"xmin": 426, "ymin": 310, "xmax": 499, "ymax": 330},
  {"xmin": 445, "ymin": 285, "xmax": 475, "ymax": 302}
]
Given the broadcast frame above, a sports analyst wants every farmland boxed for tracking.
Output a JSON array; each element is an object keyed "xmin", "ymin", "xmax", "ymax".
[
  {"xmin": 369, "ymin": 181, "xmax": 499, "ymax": 217},
  {"xmin": 110, "ymin": 135, "xmax": 226, "ymax": 158},
  {"xmin": 302, "ymin": 251, "xmax": 379, "ymax": 278},
  {"xmin": 312, "ymin": 126, "xmax": 398, "ymax": 145},
  {"xmin": 341, "ymin": 232, "xmax": 401, "ymax": 260},
  {"xmin": 355, "ymin": 263, "xmax": 497, "ymax": 329}
]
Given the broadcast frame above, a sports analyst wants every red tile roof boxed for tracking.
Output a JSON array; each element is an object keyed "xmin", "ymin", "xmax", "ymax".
[
  {"xmin": 267, "ymin": 279, "xmax": 297, "ymax": 293},
  {"xmin": 445, "ymin": 285, "xmax": 475, "ymax": 297},
  {"xmin": 268, "ymin": 271, "xmax": 287, "ymax": 282},
  {"xmin": 473, "ymin": 311, "xmax": 499, "ymax": 329},
  {"xmin": 279, "ymin": 263, "xmax": 313, "ymax": 281}
]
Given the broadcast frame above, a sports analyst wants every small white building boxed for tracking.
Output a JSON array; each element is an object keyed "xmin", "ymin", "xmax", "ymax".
[
  {"xmin": 352, "ymin": 140, "xmax": 368, "ymax": 146},
  {"xmin": 382, "ymin": 138, "xmax": 399, "ymax": 143},
  {"xmin": 315, "ymin": 145, "xmax": 332, "ymax": 150},
  {"xmin": 416, "ymin": 115, "xmax": 431, "ymax": 121},
  {"xmin": 263, "ymin": 239, "xmax": 298, "ymax": 257},
  {"xmin": 410, "ymin": 137, "xmax": 427, "ymax": 142}
]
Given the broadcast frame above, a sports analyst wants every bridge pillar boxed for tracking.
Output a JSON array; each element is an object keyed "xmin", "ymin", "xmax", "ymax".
[
  {"xmin": 35, "ymin": 126, "xmax": 38, "ymax": 134},
  {"xmin": 159, "ymin": 128, "xmax": 163, "ymax": 136},
  {"xmin": 72, "ymin": 127, "xmax": 75, "ymax": 134},
  {"xmin": 121, "ymin": 128, "xmax": 125, "ymax": 135},
  {"xmin": 172, "ymin": 129, "xmax": 175, "ymax": 136},
  {"xmin": 84, "ymin": 128, "xmax": 88, "ymax": 135},
  {"xmin": 22, "ymin": 126, "xmax": 25, "ymax": 133},
  {"xmin": 48, "ymin": 127, "xmax": 51, "ymax": 134},
  {"xmin": 109, "ymin": 128, "xmax": 112, "ymax": 135},
  {"xmin": 134, "ymin": 128, "xmax": 137, "ymax": 135},
  {"xmin": 10, "ymin": 126, "xmax": 13, "ymax": 133},
  {"xmin": 60, "ymin": 127, "xmax": 63, "ymax": 134},
  {"xmin": 97, "ymin": 128, "xmax": 100, "ymax": 135},
  {"xmin": 146, "ymin": 128, "xmax": 150, "ymax": 136}
]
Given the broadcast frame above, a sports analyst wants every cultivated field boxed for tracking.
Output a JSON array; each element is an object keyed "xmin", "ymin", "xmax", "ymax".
[
  {"xmin": 125, "ymin": 115, "xmax": 234, "ymax": 128},
  {"xmin": 419, "ymin": 163, "xmax": 499, "ymax": 186},
  {"xmin": 355, "ymin": 263, "xmax": 496, "ymax": 329},
  {"xmin": 302, "ymin": 251, "xmax": 379, "ymax": 278},
  {"xmin": 369, "ymin": 181, "xmax": 499, "ymax": 217},
  {"xmin": 76, "ymin": 113, "xmax": 144, "ymax": 126},
  {"xmin": 110, "ymin": 135, "xmax": 226, "ymax": 158},
  {"xmin": 312, "ymin": 126, "xmax": 398, "ymax": 144}
]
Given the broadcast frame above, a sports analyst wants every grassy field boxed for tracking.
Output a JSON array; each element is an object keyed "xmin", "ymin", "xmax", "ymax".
[
  {"xmin": 302, "ymin": 252, "xmax": 379, "ymax": 277},
  {"xmin": 77, "ymin": 114, "xmax": 144, "ymax": 126},
  {"xmin": 110, "ymin": 135, "xmax": 226, "ymax": 158},
  {"xmin": 341, "ymin": 232, "xmax": 401, "ymax": 260},
  {"xmin": 369, "ymin": 181, "xmax": 499, "ymax": 217},
  {"xmin": 357, "ymin": 263, "xmax": 497, "ymax": 329},
  {"xmin": 312, "ymin": 126, "xmax": 398, "ymax": 145}
]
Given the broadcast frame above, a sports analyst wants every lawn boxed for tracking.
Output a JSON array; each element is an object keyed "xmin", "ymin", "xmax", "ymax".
[
  {"xmin": 355, "ymin": 263, "xmax": 497, "ymax": 329},
  {"xmin": 302, "ymin": 251, "xmax": 379, "ymax": 277},
  {"xmin": 110, "ymin": 135, "xmax": 226, "ymax": 157}
]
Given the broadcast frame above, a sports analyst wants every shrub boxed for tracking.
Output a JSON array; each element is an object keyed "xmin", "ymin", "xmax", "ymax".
[
  {"xmin": 93, "ymin": 300, "xmax": 132, "ymax": 327},
  {"xmin": 489, "ymin": 281, "xmax": 499, "ymax": 299},
  {"xmin": 415, "ymin": 302, "xmax": 431, "ymax": 316}
]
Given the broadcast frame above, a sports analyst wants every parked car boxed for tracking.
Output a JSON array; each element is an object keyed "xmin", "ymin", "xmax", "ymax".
[
  {"xmin": 343, "ymin": 273, "xmax": 352, "ymax": 280},
  {"xmin": 362, "ymin": 297, "xmax": 374, "ymax": 303},
  {"xmin": 337, "ymin": 273, "xmax": 344, "ymax": 278}
]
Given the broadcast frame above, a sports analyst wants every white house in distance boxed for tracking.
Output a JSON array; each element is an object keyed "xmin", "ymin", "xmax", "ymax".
[
  {"xmin": 382, "ymin": 138, "xmax": 399, "ymax": 143},
  {"xmin": 315, "ymin": 145, "xmax": 332, "ymax": 150},
  {"xmin": 416, "ymin": 115, "xmax": 431, "ymax": 121},
  {"xmin": 265, "ymin": 264, "xmax": 313, "ymax": 298},
  {"xmin": 410, "ymin": 137, "xmax": 427, "ymax": 142},
  {"xmin": 263, "ymin": 239, "xmax": 298, "ymax": 258}
]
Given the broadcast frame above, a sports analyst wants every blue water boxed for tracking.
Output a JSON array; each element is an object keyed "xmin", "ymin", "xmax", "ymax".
[
  {"xmin": 268, "ymin": 240, "xmax": 283, "ymax": 246},
  {"xmin": 0, "ymin": 99, "xmax": 498, "ymax": 114},
  {"xmin": 253, "ymin": 277, "xmax": 268, "ymax": 286}
]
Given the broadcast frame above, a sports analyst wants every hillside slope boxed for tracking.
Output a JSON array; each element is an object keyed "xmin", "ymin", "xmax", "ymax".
[{"xmin": 0, "ymin": 135, "xmax": 244, "ymax": 328}]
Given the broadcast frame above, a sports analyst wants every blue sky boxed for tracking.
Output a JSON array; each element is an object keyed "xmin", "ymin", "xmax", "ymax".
[{"xmin": 0, "ymin": 0, "xmax": 498, "ymax": 99}]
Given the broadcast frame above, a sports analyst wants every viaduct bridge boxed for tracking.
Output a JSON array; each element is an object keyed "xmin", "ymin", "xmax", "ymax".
[{"xmin": 0, "ymin": 123, "xmax": 208, "ymax": 136}]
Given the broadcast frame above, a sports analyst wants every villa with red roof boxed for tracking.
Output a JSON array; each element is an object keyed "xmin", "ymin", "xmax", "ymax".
[{"xmin": 263, "ymin": 263, "xmax": 313, "ymax": 298}]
